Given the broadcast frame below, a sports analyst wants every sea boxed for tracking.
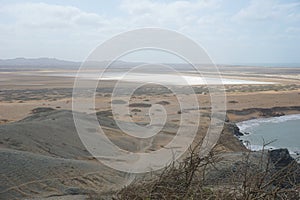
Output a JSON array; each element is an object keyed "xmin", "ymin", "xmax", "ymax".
[{"xmin": 237, "ymin": 114, "xmax": 300, "ymax": 160}]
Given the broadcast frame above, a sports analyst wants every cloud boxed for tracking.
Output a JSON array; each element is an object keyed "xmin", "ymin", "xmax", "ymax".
[
  {"xmin": 0, "ymin": 0, "xmax": 299, "ymax": 63},
  {"xmin": 119, "ymin": 0, "xmax": 221, "ymax": 28},
  {"xmin": 286, "ymin": 27, "xmax": 300, "ymax": 33},
  {"xmin": 0, "ymin": 1, "xmax": 225, "ymax": 49},
  {"xmin": 0, "ymin": 2, "xmax": 126, "ymax": 60},
  {"xmin": 233, "ymin": 0, "xmax": 300, "ymax": 22},
  {"xmin": 0, "ymin": 2, "xmax": 109, "ymax": 29},
  {"xmin": 121, "ymin": 0, "xmax": 220, "ymax": 14},
  {"xmin": 0, "ymin": 0, "xmax": 222, "ymax": 31}
]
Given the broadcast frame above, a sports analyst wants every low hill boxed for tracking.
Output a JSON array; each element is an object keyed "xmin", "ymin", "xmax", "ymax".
[{"xmin": 0, "ymin": 108, "xmax": 253, "ymax": 199}]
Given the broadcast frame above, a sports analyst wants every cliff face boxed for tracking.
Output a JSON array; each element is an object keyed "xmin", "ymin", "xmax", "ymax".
[{"xmin": 214, "ymin": 122, "xmax": 248, "ymax": 152}]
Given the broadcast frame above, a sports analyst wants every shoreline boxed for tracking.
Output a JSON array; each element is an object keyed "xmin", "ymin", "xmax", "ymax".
[{"xmin": 234, "ymin": 113, "xmax": 300, "ymax": 161}]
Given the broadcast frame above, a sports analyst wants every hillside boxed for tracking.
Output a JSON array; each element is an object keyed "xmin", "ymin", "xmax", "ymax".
[{"xmin": 0, "ymin": 107, "xmax": 249, "ymax": 199}]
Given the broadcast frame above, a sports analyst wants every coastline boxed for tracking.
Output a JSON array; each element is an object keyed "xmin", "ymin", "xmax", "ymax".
[{"xmin": 234, "ymin": 113, "xmax": 300, "ymax": 162}]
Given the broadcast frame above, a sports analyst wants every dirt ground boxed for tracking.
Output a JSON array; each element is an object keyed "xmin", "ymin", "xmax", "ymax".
[{"xmin": 0, "ymin": 67, "xmax": 300, "ymax": 199}]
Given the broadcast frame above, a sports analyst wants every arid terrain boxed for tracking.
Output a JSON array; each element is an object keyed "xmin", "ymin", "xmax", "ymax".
[{"xmin": 0, "ymin": 66, "xmax": 300, "ymax": 199}]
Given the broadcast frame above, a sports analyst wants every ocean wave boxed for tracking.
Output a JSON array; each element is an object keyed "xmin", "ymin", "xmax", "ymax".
[
  {"xmin": 237, "ymin": 114, "xmax": 300, "ymax": 133},
  {"xmin": 242, "ymin": 143, "xmax": 277, "ymax": 151},
  {"xmin": 242, "ymin": 142, "xmax": 299, "ymax": 156}
]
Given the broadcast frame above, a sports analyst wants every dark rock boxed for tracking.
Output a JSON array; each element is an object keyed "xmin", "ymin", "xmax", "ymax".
[
  {"xmin": 269, "ymin": 148, "xmax": 295, "ymax": 169},
  {"xmin": 226, "ymin": 122, "xmax": 244, "ymax": 137},
  {"xmin": 268, "ymin": 149, "xmax": 300, "ymax": 188}
]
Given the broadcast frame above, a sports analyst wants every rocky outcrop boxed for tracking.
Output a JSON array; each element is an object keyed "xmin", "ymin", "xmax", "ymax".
[
  {"xmin": 215, "ymin": 122, "xmax": 248, "ymax": 152},
  {"xmin": 268, "ymin": 149, "xmax": 300, "ymax": 188},
  {"xmin": 224, "ymin": 122, "xmax": 244, "ymax": 137},
  {"xmin": 269, "ymin": 148, "xmax": 295, "ymax": 169}
]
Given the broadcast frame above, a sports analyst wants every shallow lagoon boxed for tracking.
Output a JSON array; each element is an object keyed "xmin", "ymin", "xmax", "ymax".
[{"xmin": 47, "ymin": 72, "xmax": 274, "ymax": 85}]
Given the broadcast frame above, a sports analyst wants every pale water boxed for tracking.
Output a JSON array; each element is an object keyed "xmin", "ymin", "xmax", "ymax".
[
  {"xmin": 237, "ymin": 114, "xmax": 300, "ymax": 158},
  {"xmin": 42, "ymin": 72, "xmax": 274, "ymax": 85}
]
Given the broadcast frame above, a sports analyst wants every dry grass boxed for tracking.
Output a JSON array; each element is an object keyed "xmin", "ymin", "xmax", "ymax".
[{"xmin": 113, "ymin": 143, "xmax": 299, "ymax": 200}]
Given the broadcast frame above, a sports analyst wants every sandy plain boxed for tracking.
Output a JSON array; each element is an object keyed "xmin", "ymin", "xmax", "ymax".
[{"xmin": 0, "ymin": 66, "xmax": 300, "ymax": 199}]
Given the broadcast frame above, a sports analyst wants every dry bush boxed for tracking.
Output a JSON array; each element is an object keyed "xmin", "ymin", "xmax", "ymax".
[{"xmin": 114, "ymin": 142, "xmax": 300, "ymax": 200}]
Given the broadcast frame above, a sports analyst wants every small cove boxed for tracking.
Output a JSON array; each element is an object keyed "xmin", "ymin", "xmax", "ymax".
[{"xmin": 237, "ymin": 114, "xmax": 300, "ymax": 160}]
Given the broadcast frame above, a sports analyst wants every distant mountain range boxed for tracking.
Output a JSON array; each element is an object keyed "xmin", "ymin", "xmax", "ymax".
[
  {"xmin": 0, "ymin": 57, "xmax": 299, "ymax": 70},
  {"xmin": 0, "ymin": 57, "xmax": 153, "ymax": 70},
  {"xmin": 0, "ymin": 57, "xmax": 81, "ymax": 69},
  {"xmin": 0, "ymin": 57, "xmax": 190, "ymax": 71}
]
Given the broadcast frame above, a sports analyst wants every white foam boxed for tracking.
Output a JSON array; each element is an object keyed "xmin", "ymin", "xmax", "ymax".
[
  {"xmin": 238, "ymin": 115, "xmax": 300, "ymax": 163},
  {"xmin": 242, "ymin": 143, "xmax": 277, "ymax": 151},
  {"xmin": 243, "ymin": 142, "xmax": 300, "ymax": 158},
  {"xmin": 237, "ymin": 114, "xmax": 300, "ymax": 133}
]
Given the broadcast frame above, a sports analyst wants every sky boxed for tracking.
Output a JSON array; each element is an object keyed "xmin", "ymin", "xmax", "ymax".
[{"xmin": 0, "ymin": 0, "xmax": 299, "ymax": 64}]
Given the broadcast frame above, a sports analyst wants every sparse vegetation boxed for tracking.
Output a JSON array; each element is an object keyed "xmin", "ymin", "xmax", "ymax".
[
  {"xmin": 131, "ymin": 108, "xmax": 142, "ymax": 112},
  {"xmin": 129, "ymin": 103, "xmax": 152, "ymax": 108},
  {"xmin": 156, "ymin": 101, "xmax": 170, "ymax": 105},
  {"xmin": 225, "ymin": 84, "xmax": 300, "ymax": 93},
  {"xmin": 114, "ymin": 144, "xmax": 300, "ymax": 200},
  {"xmin": 111, "ymin": 99, "xmax": 127, "ymax": 104},
  {"xmin": 228, "ymin": 100, "xmax": 238, "ymax": 104}
]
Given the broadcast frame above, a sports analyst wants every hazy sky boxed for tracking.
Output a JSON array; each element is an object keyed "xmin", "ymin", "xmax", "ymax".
[{"xmin": 0, "ymin": 0, "xmax": 299, "ymax": 64}]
